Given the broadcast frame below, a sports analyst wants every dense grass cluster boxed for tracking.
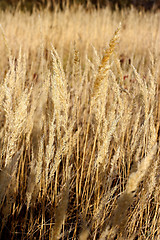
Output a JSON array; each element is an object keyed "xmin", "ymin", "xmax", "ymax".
[{"xmin": 0, "ymin": 5, "xmax": 160, "ymax": 240}]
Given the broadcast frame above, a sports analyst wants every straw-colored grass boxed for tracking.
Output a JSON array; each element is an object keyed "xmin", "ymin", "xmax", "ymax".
[{"xmin": 0, "ymin": 4, "xmax": 160, "ymax": 240}]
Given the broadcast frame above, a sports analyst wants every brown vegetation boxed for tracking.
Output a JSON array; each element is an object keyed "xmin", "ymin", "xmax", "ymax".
[{"xmin": 0, "ymin": 4, "xmax": 160, "ymax": 240}]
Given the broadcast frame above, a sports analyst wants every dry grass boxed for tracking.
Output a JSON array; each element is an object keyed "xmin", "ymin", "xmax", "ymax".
[{"xmin": 0, "ymin": 4, "xmax": 160, "ymax": 240}]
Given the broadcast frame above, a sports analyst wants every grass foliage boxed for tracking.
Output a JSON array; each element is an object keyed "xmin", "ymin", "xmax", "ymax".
[{"xmin": 0, "ymin": 5, "xmax": 160, "ymax": 240}]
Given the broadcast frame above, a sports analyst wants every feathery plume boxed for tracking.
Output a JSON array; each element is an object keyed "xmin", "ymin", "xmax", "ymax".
[{"xmin": 91, "ymin": 23, "xmax": 121, "ymax": 102}]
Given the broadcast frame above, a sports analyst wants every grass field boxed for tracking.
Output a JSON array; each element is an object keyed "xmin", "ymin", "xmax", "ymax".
[{"xmin": 0, "ymin": 4, "xmax": 160, "ymax": 240}]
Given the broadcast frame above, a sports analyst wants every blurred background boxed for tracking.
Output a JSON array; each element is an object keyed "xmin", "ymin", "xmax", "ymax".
[{"xmin": 0, "ymin": 0, "xmax": 160, "ymax": 11}]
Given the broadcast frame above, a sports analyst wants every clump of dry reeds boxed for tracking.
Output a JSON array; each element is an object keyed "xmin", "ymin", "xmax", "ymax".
[{"xmin": 0, "ymin": 4, "xmax": 160, "ymax": 240}]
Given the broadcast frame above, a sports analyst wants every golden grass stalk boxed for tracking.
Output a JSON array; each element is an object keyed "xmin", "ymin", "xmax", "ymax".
[
  {"xmin": 96, "ymin": 117, "xmax": 119, "ymax": 166},
  {"xmin": 51, "ymin": 46, "xmax": 69, "ymax": 142},
  {"xmin": 50, "ymin": 166, "xmax": 71, "ymax": 240},
  {"xmin": 3, "ymin": 56, "xmax": 30, "ymax": 167},
  {"xmin": 126, "ymin": 144, "xmax": 157, "ymax": 194},
  {"xmin": 91, "ymin": 23, "xmax": 121, "ymax": 102}
]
